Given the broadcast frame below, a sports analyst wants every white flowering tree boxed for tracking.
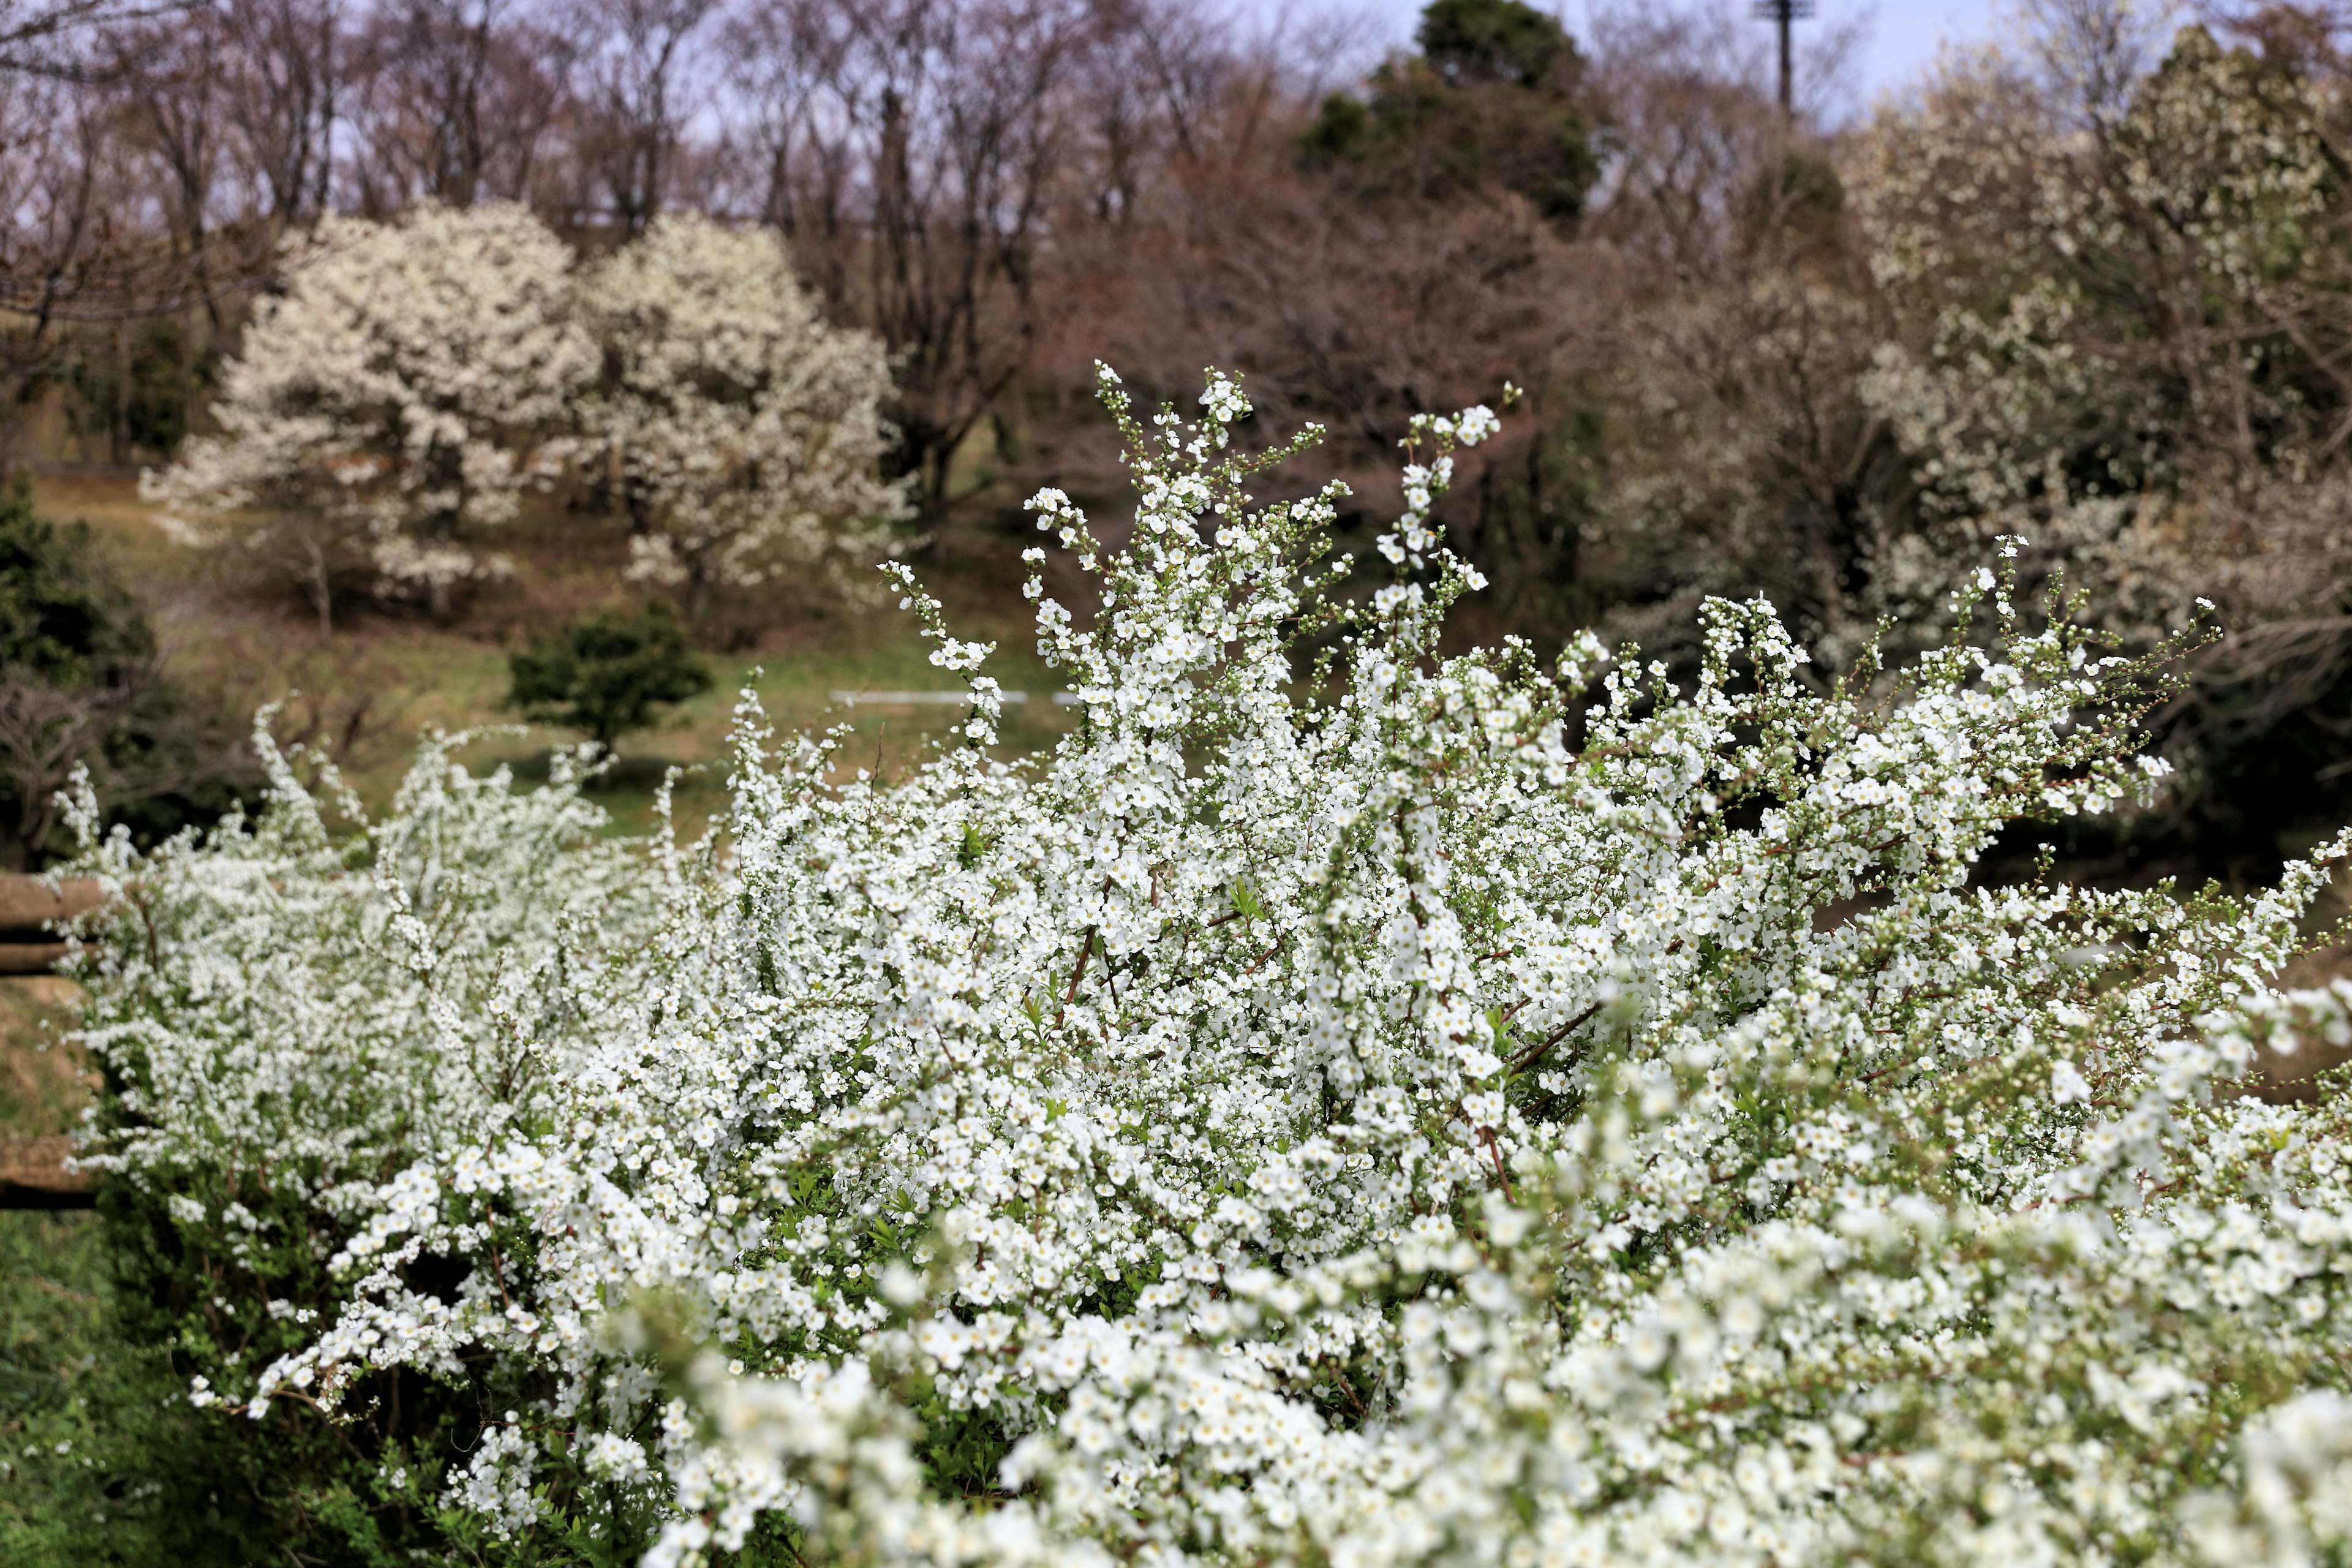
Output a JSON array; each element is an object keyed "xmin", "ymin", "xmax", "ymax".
[
  {"xmin": 581, "ymin": 213, "xmax": 905, "ymax": 616},
  {"xmin": 64, "ymin": 370, "xmax": 2352, "ymax": 1566},
  {"xmin": 1853, "ymin": 22, "xmax": 2348, "ymax": 646},
  {"xmin": 143, "ymin": 202, "xmax": 598, "ymax": 627}
]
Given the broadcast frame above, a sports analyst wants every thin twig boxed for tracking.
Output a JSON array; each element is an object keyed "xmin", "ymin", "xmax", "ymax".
[{"xmin": 1510, "ymin": 999, "xmax": 1602, "ymax": 1075}]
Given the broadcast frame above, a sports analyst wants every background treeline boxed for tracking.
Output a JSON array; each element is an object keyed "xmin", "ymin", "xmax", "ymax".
[{"xmin": 6, "ymin": 0, "xmax": 2352, "ymax": 880}]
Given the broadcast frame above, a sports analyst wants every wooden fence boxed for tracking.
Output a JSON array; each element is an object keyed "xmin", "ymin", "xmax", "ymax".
[
  {"xmin": 0, "ymin": 1135, "xmax": 91, "ymax": 1208},
  {"xmin": 0, "ymin": 874, "xmax": 101, "ymax": 973},
  {"xmin": 1, "ymin": 875, "xmax": 102, "ymax": 1207}
]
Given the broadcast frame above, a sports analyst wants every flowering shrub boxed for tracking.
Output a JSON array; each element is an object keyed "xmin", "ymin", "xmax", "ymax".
[
  {"xmin": 67, "ymin": 369, "xmax": 2352, "ymax": 1566},
  {"xmin": 143, "ymin": 202, "xmax": 597, "ymax": 623},
  {"xmin": 580, "ymin": 214, "xmax": 905, "ymax": 612}
]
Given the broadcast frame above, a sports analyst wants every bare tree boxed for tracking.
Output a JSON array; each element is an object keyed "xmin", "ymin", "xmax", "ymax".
[
  {"xmin": 556, "ymin": 0, "xmax": 714, "ymax": 239},
  {"xmin": 0, "ymin": 75, "xmax": 117, "ymax": 402},
  {"xmin": 344, "ymin": 0, "xmax": 570, "ymax": 210},
  {"xmin": 0, "ymin": 2, "xmax": 216, "ymax": 441},
  {"xmin": 103, "ymin": 10, "xmax": 251, "ymax": 334},
  {"xmin": 220, "ymin": 0, "xmax": 345, "ymax": 228},
  {"xmin": 0, "ymin": 0, "xmax": 192, "ymax": 77},
  {"xmin": 1558, "ymin": 6, "xmax": 1908, "ymax": 665},
  {"xmin": 728, "ymin": 0, "xmax": 1111, "ymax": 524},
  {"xmin": 0, "ymin": 657, "xmax": 256, "ymax": 869},
  {"xmin": 0, "ymin": 661, "xmax": 153, "ymax": 870}
]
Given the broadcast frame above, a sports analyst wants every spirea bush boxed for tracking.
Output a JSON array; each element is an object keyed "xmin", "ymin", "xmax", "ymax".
[{"xmin": 61, "ymin": 368, "xmax": 2352, "ymax": 1567}]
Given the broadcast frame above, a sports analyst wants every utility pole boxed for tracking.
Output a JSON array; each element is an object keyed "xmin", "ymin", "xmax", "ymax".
[{"xmin": 1755, "ymin": 0, "xmax": 1815, "ymax": 119}]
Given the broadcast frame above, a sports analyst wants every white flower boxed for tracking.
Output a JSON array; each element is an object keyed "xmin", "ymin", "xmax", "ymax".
[
  {"xmin": 582, "ymin": 214, "xmax": 906, "ymax": 603},
  {"xmin": 143, "ymin": 203, "xmax": 597, "ymax": 608},
  {"xmin": 76, "ymin": 366, "xmax": 2352, "ymax": 1568}
]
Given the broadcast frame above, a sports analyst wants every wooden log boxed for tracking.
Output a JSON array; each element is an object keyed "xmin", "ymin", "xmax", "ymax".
[
  {"xmin": 0, "ymin": 941, "xmax": 71, "ymax": 974},
  {"xmin": 0, "ymin": 875, "xmax": 104, "ymax": 941},
  {"xmin": 0, "ymin": 1135, "xmax": 94, "ymax": 1209},
  {"xmin": 0, "ymin": 876, "xmax": 106, "ymax": 973}
]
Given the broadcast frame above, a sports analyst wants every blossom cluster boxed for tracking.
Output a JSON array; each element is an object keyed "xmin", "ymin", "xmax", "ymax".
[
  {"xmin": 67, "ymin": 368, "xmax": 2352, "ymax": 1567},
  {"xmin": 582, "ymin": 216, "xmax": 906, "ymax": 609},
  {"xmin": 1852, "ymin": 22, "xmax": 2344, "ymax": 643},
  {"xmin": 143, "ymin": 205, "xmax": 902, "ymax": 617},
  {"xmin": 1595, "ymin": 18, "xmax": 2352, "ymax": 715}
]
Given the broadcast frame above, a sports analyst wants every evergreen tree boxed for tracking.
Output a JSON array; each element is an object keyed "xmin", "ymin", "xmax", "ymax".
[
  {"xmin": 507, "ymin": 603, "xmax": 714, "ymax": 757},
  {"xmin": 0, "ymin": 481, "xmax": 247, "ymax": 870},
  {"xmin": 1302, "ymin": 0, "xmax": 1599, "ymax": 225}
]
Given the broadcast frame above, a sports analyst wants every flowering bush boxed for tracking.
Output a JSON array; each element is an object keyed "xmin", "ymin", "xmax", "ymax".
[
  {"xmin": 143, "ymin": 202, "xmax": 598, "ymax": 624},
  {"xmin": 144, "ymin": 206, "xmax": 901, "ymax": 628},
  {"xmin": 67, "ymin": 369, "xmax": 2352, "ymax": 1567},
  {"xmin": 581, "ymin": 214, "xmax": 905, "ymax": 613}
]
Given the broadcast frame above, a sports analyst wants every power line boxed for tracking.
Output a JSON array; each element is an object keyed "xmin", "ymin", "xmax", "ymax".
[{"xmin": 1754, "ymin": 0, "xmax": 1815, "ymax": 118}]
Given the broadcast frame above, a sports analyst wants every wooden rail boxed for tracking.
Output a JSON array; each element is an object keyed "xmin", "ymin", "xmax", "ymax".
[
  {"xmin": 0, "ymin": 875, "xmax": 102, "ymax": 976},
  {"xmin": 0, "ymin": 1136, "xmax": 93, "ymax": 1209},
  {"xmin": 2, "ymin": 876, "xmax": 105, "ymax": 1206}
]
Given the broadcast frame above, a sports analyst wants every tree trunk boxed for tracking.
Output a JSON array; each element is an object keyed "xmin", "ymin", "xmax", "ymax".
[{"xmin": 306, "ymin": 540, "xmax": 334, "ymax": 636}]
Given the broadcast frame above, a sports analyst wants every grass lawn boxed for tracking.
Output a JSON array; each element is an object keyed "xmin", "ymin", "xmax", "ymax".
[
  {"xmin": 0, "ymin": 973, "xmax": 139, "ymax": 1568},
  {"xmin": 30, "ymin": 473, "xmax": 1077, "ymax": 840}
]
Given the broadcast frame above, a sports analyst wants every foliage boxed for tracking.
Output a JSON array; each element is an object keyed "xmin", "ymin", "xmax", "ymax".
[
  {"xmin": 0, "ymin": 1211, "xmax": 163, "ymax": 1568},
  {"xmin": 52, "ymin": 368, "xmax": 2352, "ymax": 1567},
  {"xmin": 1, "ymin": 997, "xmax": 235, "ymax": 1568},
  {"xmin": 0, "ymin": 478, "xmax": 150, "ymax": 687},
  {"xmin": 1302, "ymin": 0, "xmax": 1597, "ymax": 224},
  {"xmin": 0, "ymin": 1204, "xmax": 325, "ymax": 1568},
  {"xmin": 0, "ymin": 482, "xmax": 249, "ymax": 870},
  {"xmin": 59, "ymin": 318, "xmax": 213, "ymax": 469},
  {"xmin": 1417, "ymin": 0, "xmax": 1575, "ymax": 85},
  {"xmin": 508, "ymin": 602, "xmax": 715, "ymax": 755},
  {"xmin": 48, "ymin": 0, "xmax": 2352, "ymax": 897},
  {"xmin": 579, "ymin": 213, "xmax": 906, "ymax": 615}
]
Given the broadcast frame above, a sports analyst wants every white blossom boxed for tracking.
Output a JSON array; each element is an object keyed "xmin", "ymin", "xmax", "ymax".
[
  {"xmin": 72, "ymin": 368, "xmax": 2352, "ymax": 1568},
  {"xmin": 581, "ymin": 214, "xmax": 907, "ymax": 609},
  {"xmin": 143, "ymin": 202, "xmax": 596, "ymax": 617},
  {"xmin": 143, "ymin": 206, "xmax": 902, "ymax": 623}
]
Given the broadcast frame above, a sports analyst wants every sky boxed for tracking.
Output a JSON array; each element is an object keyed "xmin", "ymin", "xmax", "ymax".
[
  {"xmin": 1842, "ymin": 0, "xmax": 2006, "ymax": 102},
  {"xmin": 1315, "ymin": 1, "xmax": 2010, "ymax": 117}
]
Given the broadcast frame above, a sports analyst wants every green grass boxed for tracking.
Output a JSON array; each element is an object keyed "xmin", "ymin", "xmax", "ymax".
[
  {"xmin": 448, "ymin": 629, "xmax": 1078, "ymax": 839},
  {"xmin": 0, "ymin": 974, "xmax": 165, "ymax": 1567},
  {"xmin": 164, "ymin": 619, "xmax": 1079, "ymax": 840},
  {"xmin": 29, "ymin": 472, "xmax": 1078, "ymax": 839},
  {"xmin": 0, "ymin": 1206, "xmax": 168, "ymax": 1568},
  {"xmin": 0, "ymin": 979, "xmax": 85, "ymax": 1139}
]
